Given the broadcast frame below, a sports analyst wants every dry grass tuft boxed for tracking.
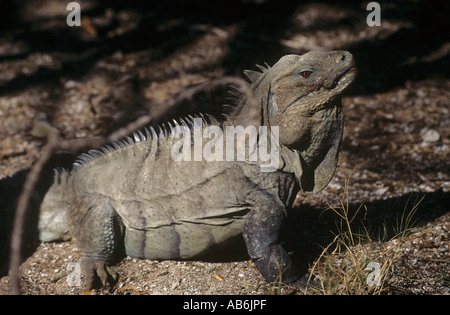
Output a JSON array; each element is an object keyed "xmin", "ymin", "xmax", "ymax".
[{"xmin": 304, "ymin": 175, "xmax": 424, "ymax": 295}]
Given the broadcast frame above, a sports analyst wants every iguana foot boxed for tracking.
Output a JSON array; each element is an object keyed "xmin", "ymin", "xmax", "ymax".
[{"xmin": 79, "ymin": 258, "xmax": 119, "ymax": 289}]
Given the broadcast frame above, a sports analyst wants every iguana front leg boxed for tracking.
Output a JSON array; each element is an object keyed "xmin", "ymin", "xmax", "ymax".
[
  {"xmin": 242, "ymin": 195, "xmax": 300, "ymax": 284},
  {"xmin": 67, "ymin": 193, "xmax": 124, "ymax": 289}
]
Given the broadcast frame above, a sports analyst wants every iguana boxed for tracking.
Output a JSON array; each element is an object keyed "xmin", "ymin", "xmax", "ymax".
[{"xmin": 38, "ymin": 50, "xmax": 357, "ymax": 289}]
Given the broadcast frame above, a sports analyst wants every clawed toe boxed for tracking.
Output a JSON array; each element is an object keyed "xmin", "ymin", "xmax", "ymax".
[
  {"xmin": 80, "ymin": 258, "xmax": 118, "ymax": 289},
  {"xmin": 50, "ymin": 258, "xmax": 118, "ymax": 290}
]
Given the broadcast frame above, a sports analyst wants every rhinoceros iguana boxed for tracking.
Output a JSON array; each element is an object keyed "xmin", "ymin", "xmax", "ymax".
[{"xmin": 38, "ymin": 50, "xmax": 357, "ymax": 289}]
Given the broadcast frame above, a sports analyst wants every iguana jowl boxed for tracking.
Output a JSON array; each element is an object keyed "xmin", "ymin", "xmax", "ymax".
[{"xmin": 38, "ymin": 50, "xmax": 357, "ymax": 288}]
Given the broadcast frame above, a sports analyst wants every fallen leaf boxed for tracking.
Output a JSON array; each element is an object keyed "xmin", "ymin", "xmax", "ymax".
[{"xmin": 214, "ymin": 274, "xmax": 224, "ymax": 281}]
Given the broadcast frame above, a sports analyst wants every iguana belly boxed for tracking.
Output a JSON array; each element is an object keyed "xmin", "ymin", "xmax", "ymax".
[{"xmin": 123, "ymin": 212, "xmax": 247, "ymax": 259}]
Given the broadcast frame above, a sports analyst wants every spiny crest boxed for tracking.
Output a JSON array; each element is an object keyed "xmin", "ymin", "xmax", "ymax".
[
  {"xmin": 223, "ymin": 62, "xmax": 270, "ymax": 119},
  {"xmin": 61, "ymin": 62, "xmax": 271, "ymax": 174},
  {"xmin": 53, "ymin": 167, "xmax": 69, "ymax": 184},
  {"xmin": 243, "ymin": 63, "xmax": 270, "ymax": 83},
  {"xmin": 70, "ymin": 114, "xmax": 217, "ymax": 172}
]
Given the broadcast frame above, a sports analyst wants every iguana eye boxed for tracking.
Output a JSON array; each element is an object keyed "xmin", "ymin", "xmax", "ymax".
[{"xmin": 299, "ymin": 70, "xmax": 312, "ymax": 78}]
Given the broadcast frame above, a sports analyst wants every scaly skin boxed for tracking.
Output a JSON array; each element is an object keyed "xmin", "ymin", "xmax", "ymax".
[{"xmin": 38, "ymin": 50, "xmax": 357, "ymax": 289}]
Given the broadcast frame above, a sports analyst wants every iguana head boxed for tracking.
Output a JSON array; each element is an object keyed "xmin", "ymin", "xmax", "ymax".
[
  {"xmin": 238, "ymin": 50, "xmax": 357, "ymax": 193},
  {"xmin": 267, "ymin": 50, "xmax": 356, "ymax": 147}
]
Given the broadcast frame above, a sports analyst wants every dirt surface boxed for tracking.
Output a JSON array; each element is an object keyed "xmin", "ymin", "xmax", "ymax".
[{"xmin": 0, "ymin": 0, "xmax": 449, "ymax": 295}]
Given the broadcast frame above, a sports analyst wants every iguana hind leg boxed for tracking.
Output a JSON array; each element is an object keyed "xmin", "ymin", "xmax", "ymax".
[
  {"xmin": 68, "ymin": 193, "xmax": 124, "ymax": 289},
  {"xmin": 242, "ymin": 198, "xmax": 300, "ymax": 284}
]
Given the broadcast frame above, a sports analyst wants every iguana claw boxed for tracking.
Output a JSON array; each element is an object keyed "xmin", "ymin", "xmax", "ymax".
[{"xmin": 80, "ymin": 258, "xmax": 118, "ymax": 289}]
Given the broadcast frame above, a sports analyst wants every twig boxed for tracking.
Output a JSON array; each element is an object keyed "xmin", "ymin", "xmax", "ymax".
[{"xmin": 9, "ymin": 131, "xmax": 61, "ymax": 294}]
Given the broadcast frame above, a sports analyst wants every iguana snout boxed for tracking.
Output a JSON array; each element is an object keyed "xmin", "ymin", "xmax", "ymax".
[
  {"xmin": 322, "ymin": 51, "xmax": 357, "ymax": 89},
  {"xmin": 268, "ymin": 50, "xmax": 356, "ymax": 120}
]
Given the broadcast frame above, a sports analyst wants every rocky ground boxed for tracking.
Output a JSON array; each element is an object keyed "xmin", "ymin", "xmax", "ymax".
[{"xmin": 0, "ymin": 0, "xmax": 448, "ymax": 294}]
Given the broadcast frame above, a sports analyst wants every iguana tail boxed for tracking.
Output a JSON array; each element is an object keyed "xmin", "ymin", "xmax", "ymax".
[{"xmin": 38, "ymin": 170, "xmax": 72, "ymax": 242}]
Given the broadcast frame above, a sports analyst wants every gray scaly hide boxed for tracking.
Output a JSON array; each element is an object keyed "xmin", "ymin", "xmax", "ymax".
[{"xmin": 38, "ymin": 50, "xmax": 357, "ymax": 288}]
